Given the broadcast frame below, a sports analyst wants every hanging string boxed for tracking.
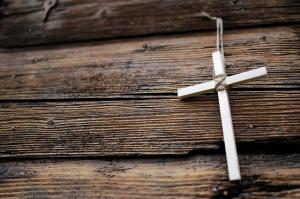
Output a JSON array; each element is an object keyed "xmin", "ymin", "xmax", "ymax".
[
  {"xmin": 198, "ymin": 11, "xmax": 224, "ymax": 55},
  {"xmin": 198, "ymin": 12, "xmax": 227, "ymax": 91}
]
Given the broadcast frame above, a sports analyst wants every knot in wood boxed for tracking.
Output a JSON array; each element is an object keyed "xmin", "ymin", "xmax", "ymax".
[{"xmin": 214, "ymin": 74, "xmax": 228, "ymax": 91}]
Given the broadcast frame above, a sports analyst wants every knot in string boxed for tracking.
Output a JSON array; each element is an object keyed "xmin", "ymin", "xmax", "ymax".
[{"xmin": 214, "ymin": 74, "xmax": 228, "ymax": 91}]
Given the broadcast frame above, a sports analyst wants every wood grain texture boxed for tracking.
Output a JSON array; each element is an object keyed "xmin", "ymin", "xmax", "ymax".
[
  {"xmin": 0, "ymin": 25, "xmax": 299, "ymax": 100},
  {"xmin": 0, "ymin": 154, "xmax": 299, "ymax": 198},
  {"xmin": 0, "ymin": 91, "xmax": 299, "ymax": 157},
  {"xmin": 1, "ymin": 0, "xmax": 300, "ymax": 47}
]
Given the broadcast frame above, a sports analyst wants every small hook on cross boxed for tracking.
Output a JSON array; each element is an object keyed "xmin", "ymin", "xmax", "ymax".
[{"xmin": 43, "ymin": 0, "xmax": 58, "ymax": 22}]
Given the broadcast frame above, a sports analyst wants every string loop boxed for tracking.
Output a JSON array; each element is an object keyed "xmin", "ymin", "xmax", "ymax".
[{"xmin": 198, "ymin": 12, "xmax": 227, "ymax": 91}]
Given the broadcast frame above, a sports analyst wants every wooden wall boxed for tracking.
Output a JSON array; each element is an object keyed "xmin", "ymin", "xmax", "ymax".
[{"xmin": 0, "ymin": 0, "xmax": 299, "ymax": 198}]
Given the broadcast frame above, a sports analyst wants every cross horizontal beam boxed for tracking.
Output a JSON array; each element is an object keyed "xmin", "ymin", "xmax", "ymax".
[{"xmin": 177, "ymin": 67, "xmax": 267, "ymax": 99}]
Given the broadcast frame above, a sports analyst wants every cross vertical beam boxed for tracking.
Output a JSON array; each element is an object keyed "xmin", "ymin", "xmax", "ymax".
[{"xmin": 213, "ymin": 51, "xmax": 241, "ymax": 181}]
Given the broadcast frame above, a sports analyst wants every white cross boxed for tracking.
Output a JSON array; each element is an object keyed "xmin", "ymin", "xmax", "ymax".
[{"xmin": 177, "ymin": 51, "xmax": 267, "ymax": 181}]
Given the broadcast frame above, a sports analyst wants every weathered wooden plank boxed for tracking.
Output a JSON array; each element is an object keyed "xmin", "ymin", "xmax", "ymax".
[
  {"xmin": 0, "ymin": 25, "xmax": 299, "ymax": 100},
  {"xmin": 0, "ymin": 91, "xmax": 299, "ymax": 157},
  {"xmin": 0, "ymin": 154, "xmax": 299, "ymax": 198},
  {"xmin": 0, "ymin": 0, "xmax": 299, "ymax": 47}
]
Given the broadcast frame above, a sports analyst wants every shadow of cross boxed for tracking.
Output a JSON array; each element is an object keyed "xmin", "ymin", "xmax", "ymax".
[{"xmin": 177, "ymin": 51, "xmax": 268, "ymax": 181}]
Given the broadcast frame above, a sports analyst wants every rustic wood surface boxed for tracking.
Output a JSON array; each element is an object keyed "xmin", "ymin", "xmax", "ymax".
[
  {"xmin": 1, "ymin": 0, "xmax": 300, "ymax": 47},
  {"xmin": 0, "ymin": 154, "xmax": 299, "ymax": 198},
  {"xmin": 0, "ymin": 1, "xmax": 299, "ymax": 197},
  {"xmin": 0, "ymin": 25, "xmax": 299, "ymax": 100},
  {"xmin": 0, "ymin": 91, "xmax": 299, "ymax": 157}
]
